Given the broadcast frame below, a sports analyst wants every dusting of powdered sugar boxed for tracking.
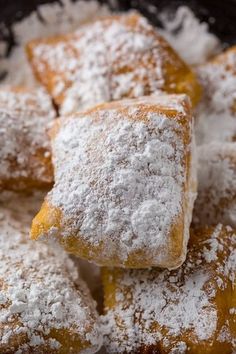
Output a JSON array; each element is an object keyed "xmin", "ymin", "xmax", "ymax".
[
  {"xmin": 58, "ymin": 14, "xmax": 165, "ymax": 115},
  {"xmin": 0, "ymin": 86, "xmax": 55, "ymax": 187},
  {"xmin": 0, "ymin": 0, "xmax": 110, "ymax": 88},
  {"xmin": 193, "ymin": 143, "xmax": 236, "ymax": 227},
  {"xmin": 195, "ymin": 48, "xmax": 236, "ymax": 145},
  {"xmin": 0, "ymin": 203, "xmax": 102, "ymax": 353},
  {"xmin": 0, "ymin": 1, "xmax": 220, "ymax": 90},
  {"xmin": 158, "ymin": 6, "xmax": 220, "ymax": 65},
  {"xmin": 43, "ymin": 94, "xmax": 195, "ymax": 268},
  {"xmin": 101, "ymin": 224, "xmax": 236, "ymax": 353},
  {"xmin": 27, "ymin": 11, "xmax": 190, "ymax": 115}
]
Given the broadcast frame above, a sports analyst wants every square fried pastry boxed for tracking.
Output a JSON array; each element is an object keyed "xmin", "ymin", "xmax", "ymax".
[
  {"xmin": 196, "ymin": 46, "xmax": 236, "ymax": 144},
  {"xmin": 26, "ymin": 12, "xmax": 201, "ymax": 114},
  {"xmin": 31, "ymin": 93, "xmax": 197, "ymax": 269},
  {"xmin": 102, "ymin": 225, "xmax": 236, "ymax": 354},
  {"xmin": 193, "ymin": 142, "xmax": 236, "ymax": 228},
  {"xmin": 0, "ymin": 208, "xmax": 102, "ymax": 354},
  {"xmin": 0, "ymin": 86, "xmax": 55, "ymax": 191}
]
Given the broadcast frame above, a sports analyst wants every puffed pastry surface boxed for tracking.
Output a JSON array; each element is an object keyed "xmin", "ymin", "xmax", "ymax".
[
  {"xmin": 196, "ymin": 45, "xmax": 236, "ymax": 144},
  {"xmin": 26, "ymin": 12, "xmax": 201, "ymax": 114},
  {"xmin": 102, "ymin": 224, "xmax": 236, "ymax": 354},
  {"xmin": 193, "ymin": 142, "xmax": 236, "ymax": 228},
  {"xmin": 0, "ymin": 205, "xmax": 102, "ymax": 354},
  {"xmin": 30, "ymin": 93, "xmax": 197, "ymax": 269},
  {"xmin": 0, "ymin": 86, "xmax": 55, "ymax": 191}
]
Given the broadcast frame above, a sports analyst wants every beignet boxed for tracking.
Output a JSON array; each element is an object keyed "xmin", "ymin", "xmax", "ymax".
[
  {"xmin": 102, "ymin": 225, "xmax": 236, "ymax": 353},
  {"xmin": 196, "ymin": 46, "xmax": 236, "ymax": 144},
  {"xmin": 193, "ymin": 142, "xmax": 236, "ymax": 228},
  {"xmin": 0, "ymin": 86, "xmax": 55, "ymax": 191},
  {"xmin": 0, "ymin": 207, "xmax": 102, "ymax": 353},
  {"xmin": 31, "ymin": 93, "xmax": 197, "ymax": 269},
  {"xmin": 26, "ymin": 12, "xmax": 201, "ymax": 114}
]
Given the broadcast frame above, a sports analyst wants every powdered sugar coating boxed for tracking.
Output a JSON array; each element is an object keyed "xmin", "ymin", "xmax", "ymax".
[
  {"xmin": 193, "ymin": 142, "xmax": 236, "ymax": 227},
  {"xmin": 58, "ymin": 14, "xmax": 165, "ymax": 114},
  {"xmin": 0, "ymin": 204, "xmax": 102, "ymax": 353},
  {"xmin": 102, "ymin": 224, "xmax": 236, "ymax": 353},
  {"xmin": 158, "ymin": 6, "xmax": 220, "ymax": 65},
  {"xmin": 0, "ymin": 86, "xmax": 55, "ymax": 189},
  {"xmin": 35, "ymin": 94, "xmax": 196, "ymax": 268},
  {"xmin": 196, "ymin": 47, "xmax": 236, "ymax": 145},
  {"xmin": 1, "ymin": 2, "xmax": 219, "ymax": 90},
  {"xmin": 0, "ymin": 0, "xmax": 110, "ymax": 88},
  {"xmin": 27, "ymin": 12, "xmax": 200, "ymax": 114}
]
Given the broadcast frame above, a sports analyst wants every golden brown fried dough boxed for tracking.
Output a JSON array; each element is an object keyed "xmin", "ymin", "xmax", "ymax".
[
  {"xmin": 26, "ymin": 12, "xmax": 201, "ymax": 114},
  {"xmin": 0, "ymin": 86, "xmax": 55, "ymax": 191},
  {"xmin": 31, "ymin": 93, "xmax": 197, "ymax": 269},
  {"xmin": 0, "ymin": 208, "xmax": 102, "ymax": 353},
  {"xmin": 102, "ymin": 225, "xmax": 236, "ymax": 353}
]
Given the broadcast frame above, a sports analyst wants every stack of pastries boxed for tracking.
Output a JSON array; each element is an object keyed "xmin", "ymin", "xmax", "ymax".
[{"xmin": 0, "ymin": 11, "xmax": 235, "ymax": 354}]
